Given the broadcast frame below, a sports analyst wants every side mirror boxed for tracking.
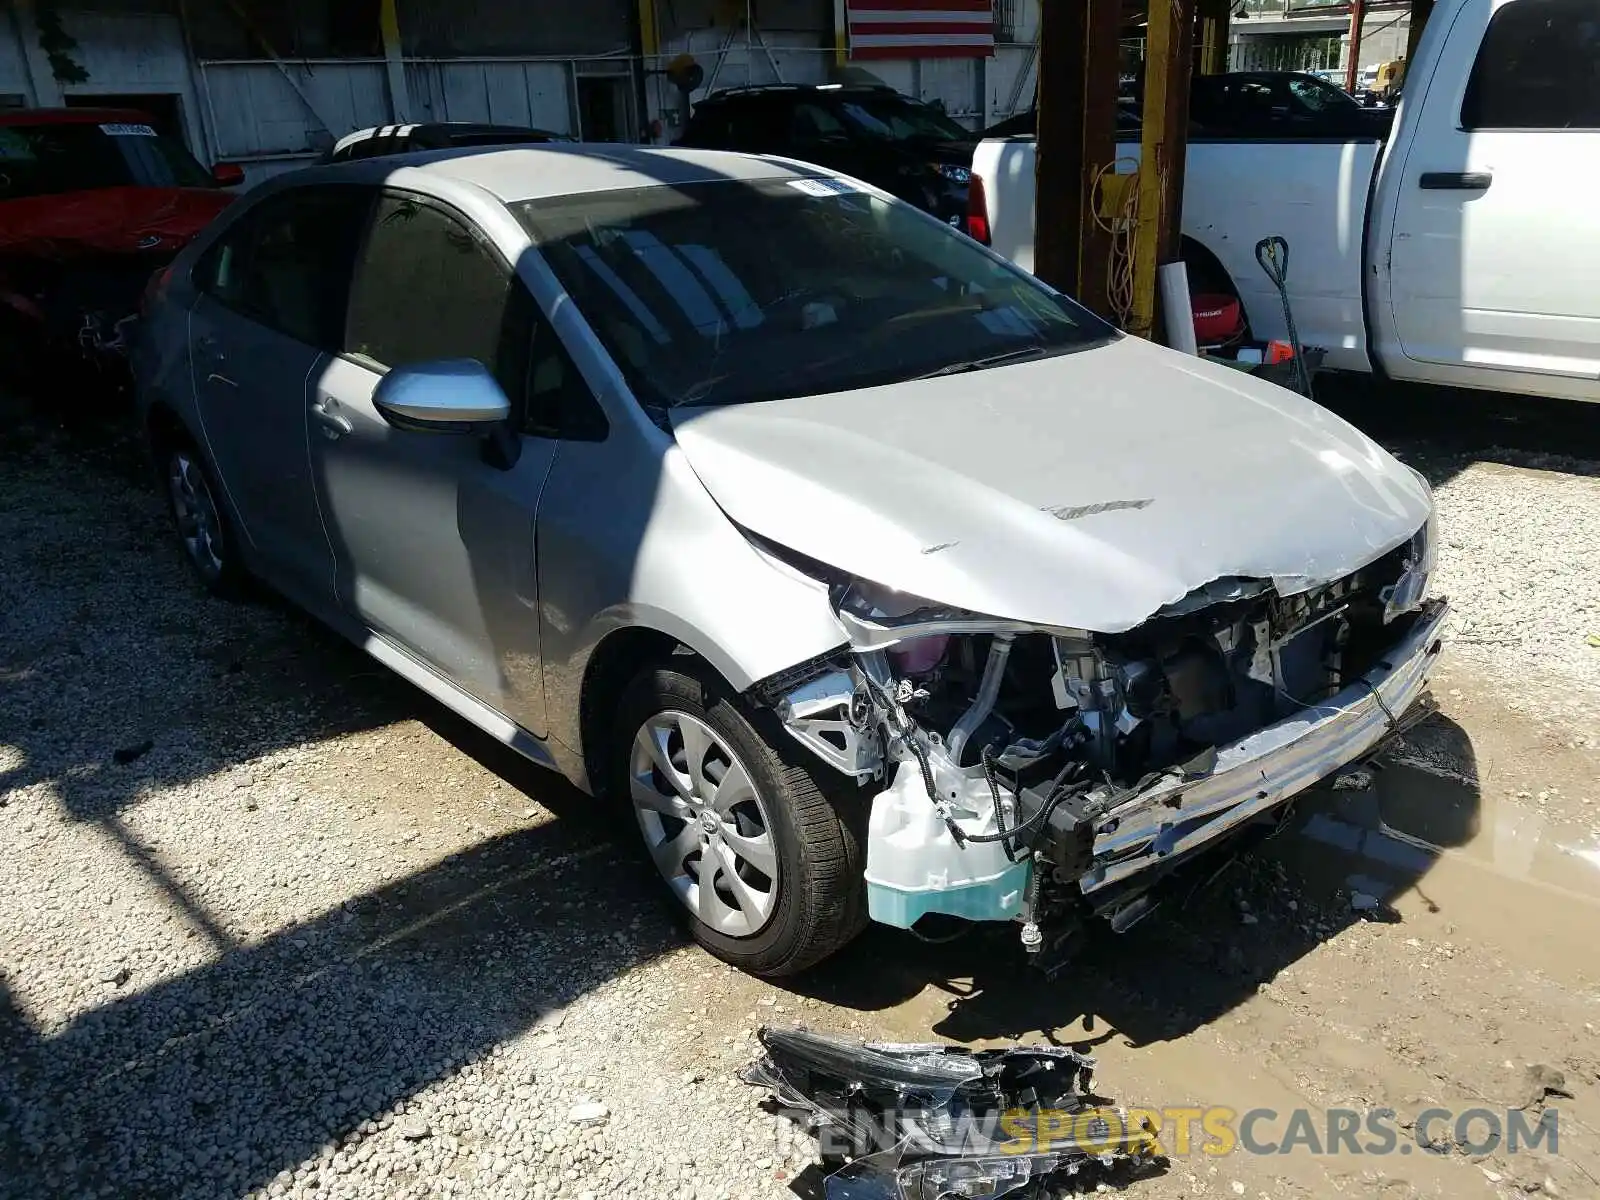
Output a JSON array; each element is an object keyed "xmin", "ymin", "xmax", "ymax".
[
  {"xmin": 212, "ymin": 162, "xmax": 245, "ymax": 187},
  {"xmin": 373, "ymin": 359, "xmax": 512, "ymax": 433}
]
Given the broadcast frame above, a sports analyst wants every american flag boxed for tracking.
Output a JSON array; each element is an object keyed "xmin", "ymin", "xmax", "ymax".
[{"xmin": 845, "ymin": 0, "xmax": 996, "ymax": 60}]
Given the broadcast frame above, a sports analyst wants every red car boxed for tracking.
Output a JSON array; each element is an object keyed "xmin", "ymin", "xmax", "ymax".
[{"xmin": 0, "ymin": 107, "xmax": 241, "ymax": 384}]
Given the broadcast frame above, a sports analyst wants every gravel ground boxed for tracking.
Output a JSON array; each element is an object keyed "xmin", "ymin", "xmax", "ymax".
[
  {"xmin": 3, "ymin": 387, "xmax": 1598, "ymax": 1200},
  {"xmin": 1427, "ymin": 455, "xmax": 1600, "ymax": 734}
]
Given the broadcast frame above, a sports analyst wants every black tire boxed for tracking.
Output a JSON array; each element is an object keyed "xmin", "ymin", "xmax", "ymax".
[
  {"xmin": 613, "ymin": 662, "xmax": 867, "ymax": 977},
  {"xmin": 155, "ymin": 434, "xmax": 249, "ymax": 598}
]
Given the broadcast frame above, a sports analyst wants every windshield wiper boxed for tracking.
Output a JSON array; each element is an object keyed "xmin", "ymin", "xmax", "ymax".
[{"xmin": 915, "ymin": 344, "xmax": 1053, "ymax": 378}]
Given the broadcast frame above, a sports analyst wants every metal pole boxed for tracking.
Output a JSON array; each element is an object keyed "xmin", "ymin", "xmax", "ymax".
[
  {"xmin": 1344, "ymin": 0, "xmax": 1368, "ymax": 95},
  {"xmin": 378, "ymin": 0, "xmax": 411, "ymax": 123}
]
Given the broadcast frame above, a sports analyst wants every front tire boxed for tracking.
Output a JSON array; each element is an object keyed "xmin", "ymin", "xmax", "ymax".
[{"xmin": 614, "ymin": 663, "xmax": 866, "ymax": 976}]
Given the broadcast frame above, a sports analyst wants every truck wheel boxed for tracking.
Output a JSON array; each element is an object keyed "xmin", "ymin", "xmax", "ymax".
[{"xmin": 613, "ymin": 663, "xmax": 866, "ymax": 976}]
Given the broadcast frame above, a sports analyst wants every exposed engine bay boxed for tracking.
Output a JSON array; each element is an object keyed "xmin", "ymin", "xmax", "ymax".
[{"xmin": 760, "ymin": 520, "xmax": 1445, "ymax": 968}]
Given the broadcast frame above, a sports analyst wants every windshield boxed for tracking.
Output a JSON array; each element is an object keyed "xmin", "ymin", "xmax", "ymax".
[
  {"xmin": 515, "ymin": 178, "xmax": 1114, "ymax": 410},
  {"xmin": 837, "ymin": 95, "xmax": 971, "ymax": 142},
  {"xmin": 0, "ymin": 121, "xmax": 211, "ymax": 199}
]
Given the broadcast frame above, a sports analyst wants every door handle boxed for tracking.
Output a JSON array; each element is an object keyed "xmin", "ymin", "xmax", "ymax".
[
  {"xmin": 310, "ymin": 399, "xmax": 353, "ymax": 439},
  {"xmin": 1419, "ymin": 171, "xmax": 1493, "ymax": 191}
]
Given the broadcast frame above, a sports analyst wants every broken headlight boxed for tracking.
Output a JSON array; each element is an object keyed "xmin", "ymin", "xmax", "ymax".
[
  {"xmin": 834, "ymin": 579, "xmax": 1076, "ymax": 652},
  {"xmin": 829, "ymin": 1149, "xmax": 1075, "ymax": 1200},
  {"xmin": 1382, "ymin": 477, "xmax": 1437, "ymax": 623}
]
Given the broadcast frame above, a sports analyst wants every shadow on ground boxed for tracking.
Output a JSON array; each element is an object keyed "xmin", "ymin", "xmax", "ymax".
[
  {"xmin": 1315, "ymin": 375, "xmax": 1600, "ymax": 486},
  {"xmin": 0, "ymin": 386, "xmax": 684, "ymax": 1195},
  {"xmin": 0, "ymin": 813, "xmax": 678, "ymax": 1197}
]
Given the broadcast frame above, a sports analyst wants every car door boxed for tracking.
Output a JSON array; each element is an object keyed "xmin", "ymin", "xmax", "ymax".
[
  {"xmin": 187, "ymin": 184, "xmax": 372, "ymax": 607},
  {"xmin": 306, "ymin": 190, "xmax": 562, "ymax": 734},
  {"xmin": 1387, "ymin": 0, "xmax": 1600, "ymax": 379}
]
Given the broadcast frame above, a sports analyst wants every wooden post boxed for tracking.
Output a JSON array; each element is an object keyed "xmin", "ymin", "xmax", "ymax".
[
  {"xmin": 1033, "ymin": 0, "xmax": 1121, "ymax": 319},
  {"xmin": 1131, "ymin": 0, "xmax": 1196, "ymax": 341},
  {"xmin": 1033, "ymin": 0, "xmax": 1087, "ymax": 299},
  {"xmin": 1199, "ymin": 0, "xmax": 1232, "ymax": 75},
  {"xmin": 1344, "ymin": 0, "xmax": 1368, "ymax": 96},
  {"xmin": 1077, "ymin": 0, "xmax": 1121, "ymax": 319}
]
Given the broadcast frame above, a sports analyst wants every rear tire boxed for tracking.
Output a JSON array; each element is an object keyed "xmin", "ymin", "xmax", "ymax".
[
  {"xmin": 613, "ymin": 662, "xmax": 866, "ymax": 976},
  {"xmin": 157, "ymin": 436, "xmax": 248, "ymax": 598}
]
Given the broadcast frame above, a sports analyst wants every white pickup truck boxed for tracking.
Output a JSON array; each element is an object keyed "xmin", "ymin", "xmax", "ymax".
[{"xmin": 971, "ymin": 0, "xmax": 1600, "ymax": 404}]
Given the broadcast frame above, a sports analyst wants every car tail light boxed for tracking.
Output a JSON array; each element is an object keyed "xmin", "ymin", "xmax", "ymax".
[
  {"xmin": 965, "ymin": 173, "xmax": 991, "ymax": 246},
  {"xmin": 140, "ymin": 265, "xmax": 174, "ymax": 318}
]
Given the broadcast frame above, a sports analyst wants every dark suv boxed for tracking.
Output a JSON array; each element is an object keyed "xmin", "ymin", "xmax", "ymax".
[{"xmin": 677, "ymin": 84, "xmax": 976, "ymax": 227}]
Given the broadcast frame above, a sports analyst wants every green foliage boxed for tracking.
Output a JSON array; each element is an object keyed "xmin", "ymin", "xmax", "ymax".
[{"xmin": 35, "ymin": 1, "xmax": 90, "ymax": 86}]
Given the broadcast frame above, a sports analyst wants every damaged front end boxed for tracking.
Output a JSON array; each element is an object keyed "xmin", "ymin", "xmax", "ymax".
[
  {"xmin": 758, "ymin": 520, "xmax": 1446, "ymax": 963},
  {"xmin": 740, "ymin": 1026, "xmax": 1159, "ymax": 1198}
]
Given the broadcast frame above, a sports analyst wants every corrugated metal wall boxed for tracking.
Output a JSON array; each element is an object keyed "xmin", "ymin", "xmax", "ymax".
[
  {"xmin": 403, "ymin": 61, "xmax": 575, "ymax": 132},
  {"xmin": 1, "ymin": 0, "xmax": 1045, "ymax": 184},
  {"xmin": 397, "ymin": 0, "xmax": 634, "ymax": 57},
  {"xmin": 185, "ymin": 0, "xmax": 381, "ymax": 60}
]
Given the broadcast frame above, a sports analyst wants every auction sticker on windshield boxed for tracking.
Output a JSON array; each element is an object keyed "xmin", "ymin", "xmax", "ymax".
[{"xmin": 787, "ymin": 177, "xmax": 862, "ymax": 197}]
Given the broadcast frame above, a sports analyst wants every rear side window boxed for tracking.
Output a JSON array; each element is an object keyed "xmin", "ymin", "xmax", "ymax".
[
  {"xmin": 344, "ymin": 193, "xmax": 514, "ymax": 377},
  {"xmin": 197, "ymin": 185, "xmax": 372, "ymax": 349},
  {"xmin": 1461, "ymin": 0, "xmax": 1600, "ymax": 130}
]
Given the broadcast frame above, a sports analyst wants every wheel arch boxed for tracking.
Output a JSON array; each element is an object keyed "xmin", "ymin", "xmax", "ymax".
[
  {"xmin": 1180, "ymin": 234, "xmax": 1237, "ymax": 299},
  {"xmin": 574, "ymin": 623, "xmax": 709, "ymax": 799}
]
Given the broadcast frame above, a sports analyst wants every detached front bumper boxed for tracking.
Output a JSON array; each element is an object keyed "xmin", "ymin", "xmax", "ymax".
[{"xmin": 1078, "ymin": 597, "xmax": 1448, "ymax": 901}]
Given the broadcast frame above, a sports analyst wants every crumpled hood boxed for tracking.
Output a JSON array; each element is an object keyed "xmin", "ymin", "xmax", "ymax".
[{"xmin": 670, "ymin": 336, "xmax": 1432, "ymax": 633}]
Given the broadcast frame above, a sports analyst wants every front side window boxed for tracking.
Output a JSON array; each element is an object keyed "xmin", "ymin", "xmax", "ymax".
[
  {"xmin": 197, "ymin": 185, "xmax": 371, "ymax": 348},
  {"xmin": 1461, "ymin": 0, "xmax": 1600, "ymax": 130},
  {"xmin": 344, "ymin": 194, "xmax": 513, "ymax": 373},
  {"xmin": 837, "ymin": 95, "xmax": 970, "ymax": 143},
  {"xmin": 790, "ymin": 103, "xmax": 849, "ymax": 143},
  {"xmin": 515, "ymin": 178, "xmax": 1114, "ymax": 411}
]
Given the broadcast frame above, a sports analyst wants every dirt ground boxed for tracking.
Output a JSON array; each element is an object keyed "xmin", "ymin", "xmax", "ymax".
[{"xmin": 3, "ymin": 380, "xmax": 1598, "ymax": 1200}]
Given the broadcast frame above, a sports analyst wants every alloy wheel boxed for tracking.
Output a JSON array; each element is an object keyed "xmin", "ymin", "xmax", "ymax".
[
  {"xmin": 167, "ymin": 450, "xmax": 225, "ymax": 583},
  {"xmin": 629, "ymin": 710, "xmax": 780, "ymax": 938}
]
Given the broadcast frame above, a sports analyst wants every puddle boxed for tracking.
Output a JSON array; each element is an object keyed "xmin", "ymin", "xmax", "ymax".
[{"xmin": 1269, "ymin": 763, "xmax": 1600, "ymax": 971}]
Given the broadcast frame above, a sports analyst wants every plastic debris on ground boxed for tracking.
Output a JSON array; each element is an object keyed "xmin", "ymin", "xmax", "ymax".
[{"xmin": 738, "ymin": 1025, "xmax": 1163, "ymax": 1198}]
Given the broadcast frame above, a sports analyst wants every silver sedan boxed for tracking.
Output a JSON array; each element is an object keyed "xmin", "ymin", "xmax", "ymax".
[{"xmin": 135, "ymin": 144, "xmax": 1444, "ymax": 975}]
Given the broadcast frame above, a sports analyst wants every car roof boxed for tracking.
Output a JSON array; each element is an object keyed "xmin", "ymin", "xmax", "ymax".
[
  {"xmin": 305, "ymin": 143, "xmax": 817, "ymax": 206},
  {"xmin": 0, "ymin": 107, "xmax": 161, "ymax": 127}
]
